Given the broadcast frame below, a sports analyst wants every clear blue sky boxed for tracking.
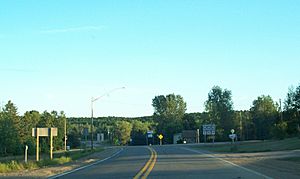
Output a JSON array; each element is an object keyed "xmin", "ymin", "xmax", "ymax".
[{"xmin": 1, "ymin": 0, "xmax": 299, "ymax": 117}]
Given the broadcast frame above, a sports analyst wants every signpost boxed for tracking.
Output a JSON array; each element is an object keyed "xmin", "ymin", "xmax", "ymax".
[
  {"xmin": 83, "ymin": 128, "xmax": 89, "ymax": 149},
  {"xmin": 158, "ymin": 134, "xmax": 163, "ymax": 145},
  {"xmin": 202, "ymin": 124, "xmax": 216, "ymax": 143},
  {"xmin": 146, "ymin": 131, "xmax": 154, "ymax": 145},
  {"xmin": 32, "ymin": 128, "xmax": 58, "ymax": 161},
  {"xmin": 229, "ymin": 129, "xmax": 237, "ymax": 151},
  {"xmin": 229, "ymin": 134, "xmax": 236, "ymax": 141},
  {"xmin": 229, "ymin": 129, "xmax": 236, "ymax": 143},
  {"xmin": 147, "ymin": 131, "xmax": 153, "ymax": 138}
]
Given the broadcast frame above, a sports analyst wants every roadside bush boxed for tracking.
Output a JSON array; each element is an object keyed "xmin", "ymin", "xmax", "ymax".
[
  {"xmin": 24, "ymin": 138, "xmax": 36, "ymax": 155},
  {"xmin": 7, "ymin": 160, "xmax": 23, "ymax": 171},
  {"xmin": 0, "ymin": 163, "xmax": 10, "ymax": 173},
  {"xmin": 0, "ymin": 147, "xmax": 103, "ymax": 173},
  {"xmin": 67, "ymin": 128, "xmax": 81, "ymax": 149},
  {"xmin": 24, "ymin": 161, "xmax": 38, "ymax": 170},
  {"xmin": 38, "ymin": 156, "xmax": 72, "ymax": 167},
  {"xmin": 0, "ymin": 161, "xmax": 25, "ymax": 173},
  {"xmin": 271, "ymin": 121, "xmax": 288, "ymax": 139},
  {"xmin": 53, "ymin": 156, "xmax": 71, "ymax": 165}
]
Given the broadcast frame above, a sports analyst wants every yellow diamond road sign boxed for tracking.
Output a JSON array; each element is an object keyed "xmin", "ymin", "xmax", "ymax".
[{"xmin": 158, "ymin": 134, "xmax": 163, "ymax": 140}]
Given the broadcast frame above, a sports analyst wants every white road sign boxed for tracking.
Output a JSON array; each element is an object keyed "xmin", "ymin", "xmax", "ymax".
[
  {"xmin": 229, "ymin": 134, "xmax": 236, "ymax": 140},
  {"xmin": 202, "ymin": 124, "xmax": 216, "ymax": 135}
]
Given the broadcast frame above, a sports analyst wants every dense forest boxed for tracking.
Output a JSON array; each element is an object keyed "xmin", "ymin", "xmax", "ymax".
[{"xmin": 1, "ymin": 84, "xmax": 300, "ymax": 156}]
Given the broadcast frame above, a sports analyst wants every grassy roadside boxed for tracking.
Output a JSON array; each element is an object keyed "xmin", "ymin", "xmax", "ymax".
[
  {"xmin": 278, "ymin": 156, "xmax": 300, "ymax": 164},
  {"xmin": 192, "ymin": 137, "xmax": 300, "ymax": 153},
  {"xmin": 0, "ymin": 148, "xmax": 104, "ymax": 173}
]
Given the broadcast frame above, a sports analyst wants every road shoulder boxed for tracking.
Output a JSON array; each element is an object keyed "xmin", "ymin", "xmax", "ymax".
[
  {"xmin": 0, "ymin": 147, "xmax": 123, "ymax": 179},
  {"xmin": 186, "ymin": 146, "xmax": 300, "ymax": 179}
]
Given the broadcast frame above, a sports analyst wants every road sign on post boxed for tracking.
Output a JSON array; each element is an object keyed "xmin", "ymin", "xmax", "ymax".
[
  {"xmin": 147, "ymin": 131, "xmax": 153, "ymax": 138},
  {"xmin": 229, "ymin": 129, "xmax": 236, "ymax": 143},
  {"xmin": 32, "ymin": 128, "xmax": 58, "ymax": 161},
  {"xmin": 202, "ymin": 124, "xmax": 216, "ymax": 143},
  {"xmin": 229, "ymin": 134, "xmax": 236, "ymax": 140},
  {"xmin": 146, "ymin": 131, "xmax": 154, "ymax": 145},
  {"xmin": 158, "ymin": 134, "xmax": 163, "ymax": 145}
]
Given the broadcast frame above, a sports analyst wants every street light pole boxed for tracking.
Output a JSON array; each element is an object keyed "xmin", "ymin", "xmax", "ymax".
[
  {"xmin": 90, "ymin": 87, "xmax": 125, "ymax": 150},
  {"xmin": 64, "ymin": 117, "xmax": 67, "ymax": 151},
  {"xmin": 91, "ymin": 97, "xmax": 94, "ymax": 150}
]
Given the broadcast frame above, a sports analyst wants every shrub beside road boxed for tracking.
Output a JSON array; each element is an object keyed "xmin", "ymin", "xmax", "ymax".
[{"xmin": 0, "ymin": 148, "xmax": 104, "ymax": 173}]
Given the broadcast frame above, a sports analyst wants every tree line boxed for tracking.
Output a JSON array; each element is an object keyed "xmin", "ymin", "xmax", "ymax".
[
  {"xmin": 152, "ymin": 84, "xmax": 300, "ymax": 143},
  {"xmin": 0, "ymin": 101, "xmax": 66, "ymax": 156},
  {"xmin": 1, "ymin": 83, "xmax": 300, "ymax": 156}
]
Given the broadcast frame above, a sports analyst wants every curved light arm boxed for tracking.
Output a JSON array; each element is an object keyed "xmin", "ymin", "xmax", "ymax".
[{"xmin": 92, "ymin": 87, "xmax": 125, "ymax": 102}]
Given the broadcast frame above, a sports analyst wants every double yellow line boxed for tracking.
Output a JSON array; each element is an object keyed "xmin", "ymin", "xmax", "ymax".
[{"xmin": 133, "ymin": 147, "xmax": 157, "ymax": 179}]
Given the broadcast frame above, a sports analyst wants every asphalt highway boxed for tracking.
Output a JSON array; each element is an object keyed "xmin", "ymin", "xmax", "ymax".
[{"xmin": 51, "ymin": 145, "xmax": 272, "ymax": 179}]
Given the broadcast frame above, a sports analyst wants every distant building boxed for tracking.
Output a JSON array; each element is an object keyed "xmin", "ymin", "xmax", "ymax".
[
  {"xmin": 173, "ymin": 130, "xmax": 200, "ymax": 144},
  {"xmin": 182, "ymin": 130, "xmax": 198, "ymax": 143},
  {"xmin": 173, "ymin": 133, "xmax": 182, "ymax": 144}
]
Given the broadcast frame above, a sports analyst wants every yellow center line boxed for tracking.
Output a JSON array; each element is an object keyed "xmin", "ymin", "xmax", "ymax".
[
  {"xmin": 133, "ymin": 147, "xmax": 154, "ymax": 179},
  {"xmin": 141, "ymin": 148, "xmax": 157, "ymax": 179}
]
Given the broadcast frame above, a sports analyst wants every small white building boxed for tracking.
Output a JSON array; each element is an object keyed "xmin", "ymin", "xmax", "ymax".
[{"xmin": 173, "ymin": 133, "xmax": 182, "ymax": 144}]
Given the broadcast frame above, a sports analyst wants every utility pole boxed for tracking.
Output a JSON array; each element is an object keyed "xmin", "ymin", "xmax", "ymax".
[
  {"xmin": 279, "ymin": 99, "xmax": 283, "ymax": 121},
  {"xmin": 91, "ymin": 87, "xmax": 125, "ymax": 150},
  {"xmin": 240, "ymin": 111, "xmax": 243, "ymax": 141},
  {"xmin": 196, "ymin": 129, "xmax": 200, "ymax": 143},
  {"xmin": 64, "ymin": 117, "xmax": 67, "ymax": 151},
  {"xmin": 91, "ymin": 98, "xmax": 94, "ymax": 150}
]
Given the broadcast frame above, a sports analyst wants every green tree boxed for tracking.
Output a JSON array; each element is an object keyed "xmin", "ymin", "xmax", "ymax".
[
  {"xmin": 114, "ymin": 121, "xmax": 132, "ymax": 145},
  {"xmin": 67, "ymin": 126, "xmax": 81, "ymax": 148},
  {"xmin": 52, "ymin": 111, "xmax": 66, "ymax": 150},
  {"xmin": 205, "ymin": 86, "xmax": 234, "ymax": 140},
  {"xmin": 233, "ymin": 110, "xmax": 255, "ymax": 140},
  {"xmin": 250, "ymin": 95, "xmax": 278, "ymax": 140},
  {"xmin": 284, "ymin": 85, "xmax": 300, "ymax": 136},
  {"xmin": 182, "ymin": 113, "xmax": 207, "ymax": 130},
  {"xmin": 37, "ymin": 111, "xmax": 54, "ymax": 152},
  {"xmin": 271, "ymin": 121, "xmax": 288, "ymax": 139},
  {"xmin": 19, "ymin": 110, "xmax": 40, "ymax": 155},
  {"xmin": 152, "ymin": 94, "xmax": 187, "ymax": 143},
  {"xmin": 0, "ymin": 101, "xmax": 21, "ymax": 155},
  {"xmin": 131, "ymin": 120, "xmax": 150, "ymax": 145}
]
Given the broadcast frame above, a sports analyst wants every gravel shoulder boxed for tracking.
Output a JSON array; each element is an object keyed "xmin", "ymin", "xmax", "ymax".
[
  {"xmin": 0, "ymin": 147, "xmax": 122, "ymax": 179},
  {"xmin": 202, "ymin": 149, "xmax": 300, "ymax": 179}
]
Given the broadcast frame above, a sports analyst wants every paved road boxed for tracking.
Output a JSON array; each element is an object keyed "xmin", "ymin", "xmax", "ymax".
[
  {"xmin": 149, "ymin": 145, "xmax": 270, "ymax": 179},
  {"xmin": 51, "ymin": 145, "xmax": 272, "ymax": 179}
]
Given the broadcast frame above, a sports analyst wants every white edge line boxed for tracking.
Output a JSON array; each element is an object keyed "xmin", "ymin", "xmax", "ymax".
[
  {"xmin": 48, "ymin": 148, "xmax": 124, "ymax": 179},
  {"xmin": 182, "ymin": 147, "xmax": 273, "ymax": 179}
]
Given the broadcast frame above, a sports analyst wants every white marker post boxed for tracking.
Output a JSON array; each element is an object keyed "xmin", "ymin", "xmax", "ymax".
[{"xmin": 25, "ymin": 145, "xmax": 28, "ymax": 163}]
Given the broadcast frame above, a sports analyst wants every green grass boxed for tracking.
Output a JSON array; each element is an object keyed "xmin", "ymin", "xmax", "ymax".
[
  {"xmin": 277, "ymin": 156, "xmax": 300, "ymax": 164},
  {"xmin": 37, "ymin": 156, "xmax": 72, "ymax": 166},
  {"xmin": 0, "ymin": 163, "xmax": 10, "ymax": 173},
  {"xmin": 193, "ymin": 137, "xmax": 300, "ymax": 153},
  {"xmin": 0, "ymin": 147, "xmax": 104, "ymax": 173}
]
